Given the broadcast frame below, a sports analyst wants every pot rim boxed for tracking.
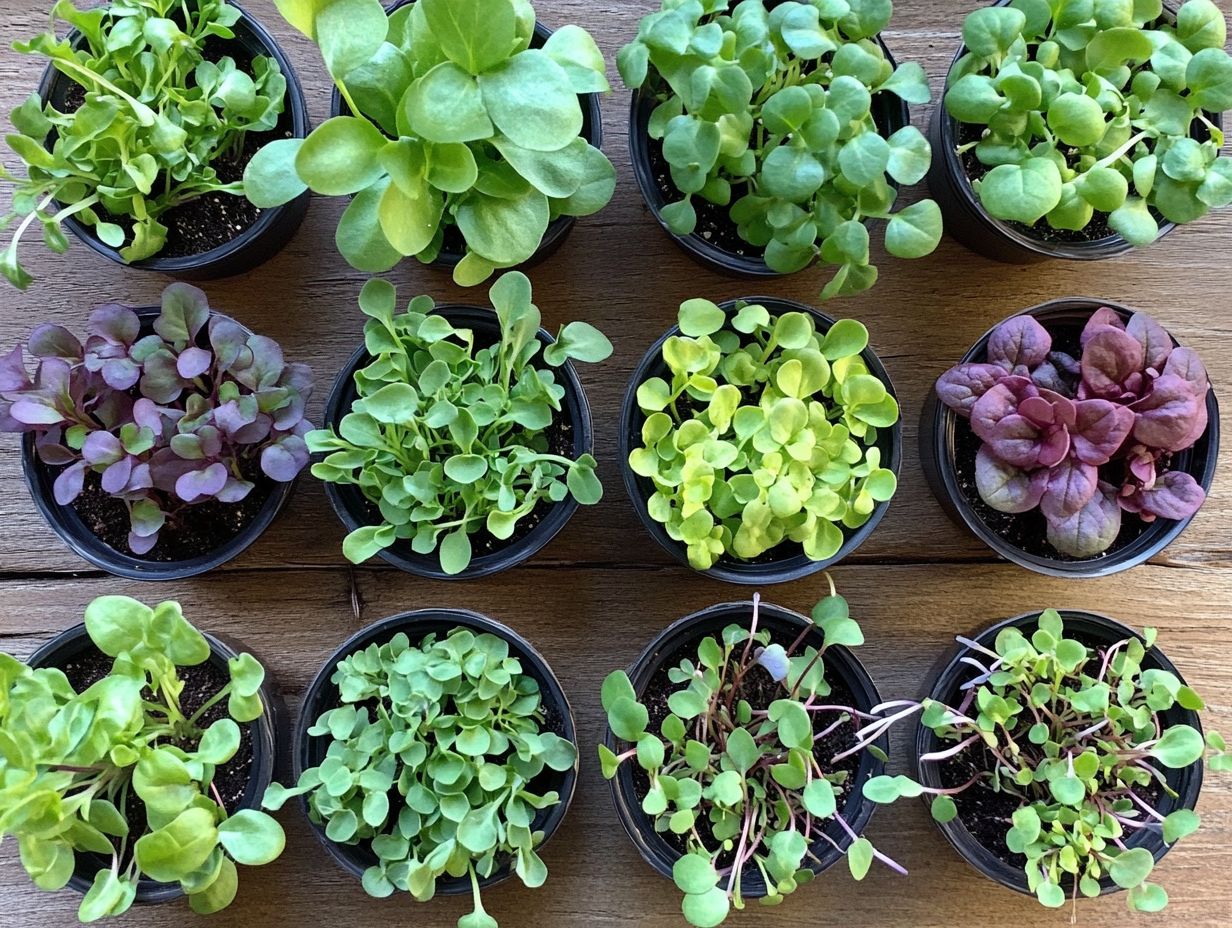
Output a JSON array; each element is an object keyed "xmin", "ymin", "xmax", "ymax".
[
  {"xmin": 292, "ymin": 607, "xmax": 580, "ymax": 895},
  {"xmin": 618, "ymin": 295, "xmax": 902, "ymax": 584}
]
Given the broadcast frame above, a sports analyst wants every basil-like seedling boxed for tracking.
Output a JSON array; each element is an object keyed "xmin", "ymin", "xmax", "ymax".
[
  {"xmin": 246, "ymin": 0, "xmax": 616, "ymax": 286},
  {"xmin": 600, "ymin": 580, "xmax": 904, "ymax": 927},
  {"xmin": 1, "ymin": 0, "xmax": 289, "ymax": 289},
  {"xmin": 0, "ymin": 596, "xmax": 285, "ymax": 920},
  {"xmin": 309, "ymin": 271, "xmax": 611, "ymax": 575},
  {"xmin": 264, "ymin": 627, "xmax": 577, "ymax": 928},
  {"xmin": 945, "ymin": 0, "xmax": 1232, "ymax": 242},
  {"xmin": 935, "ymin": 308, "xmax": 1210, "ymax": 558},
  {"xmin": 862, "ymin": 610, "xmax": 1232, "ymax": 912},
  {"xmin": 630, "ymin": 298, "xmax": 898, "ymax": 570},
  {"xmin": 619, "ymin": 0, "xmax": 942, "ymax": 299}
]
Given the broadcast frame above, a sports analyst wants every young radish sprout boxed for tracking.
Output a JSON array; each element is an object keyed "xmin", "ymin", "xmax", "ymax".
[
  {"xmin": 599, "ymin": 577, "xmax": 903, "ymax": 928},
  {"xmin": 862, "ymin": 609, "xmax": 1231, "ymax": 915}
]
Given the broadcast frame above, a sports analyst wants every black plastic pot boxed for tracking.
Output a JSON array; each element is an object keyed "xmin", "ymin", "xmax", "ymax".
[
  {"xmin": 604, "ymin": 600, "xmax": 887, "ymax": 894},
  {"xmin": 919, "ymin": 297, "xmax": 1219, "ymax": 577},
  {"xmin": 36, "ymin": 0, "xmax": 311, "ymax": 280},
  {"xmin": 27, "ymin": 620, "xmax": 287, "ymax": 906},
  {"xmin": 619, "ymin": 296, "xmax": 901, "ymax": 584},
  {"xmin": 329, "ymin": 3, "xmax": 604, "ymax": 273},
  {"xmin": 913, "ymin": 609, "xmax": 1204, "ymax": 899},
  {"xmin": 20, "ymin": 306, "xmax": 300, "ymax": 581},
  {"xmin": 320, "ymin": 305, "xmax": 594, "ymax": 579},
  {"xmin": 927, "ymin": 0, "xmax": 1221, "ymax": 263},
  {"xmin": 628, "ymin": 30, "xmax": 910, "ymax": 278},
  {"xmin": 295, "ymin": 608, "xmax": 579, "ymax": 894}
]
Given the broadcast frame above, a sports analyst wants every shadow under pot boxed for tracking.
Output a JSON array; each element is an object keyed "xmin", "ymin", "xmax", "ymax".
[
  {"xmin": 294, "ymin": 608, "xmax": 579, "ymax": 894},
  {"xmin": 926, "ymin": 0, "xmax": 1222, "ymax": 264},
  {"xmin": 627, "ymin": 30, "xmax": 909, "ymax": 278},
  {"xmin": 21, "ymin": 306, "xmax": 300, "ymax": 581},
  {"xmin": 329, "ymin": 4, "xmax": 603, "ymax": 273},
  {"xmin": 912, "ymin": 609, "xmax": 1203, "ymax": 900},
  {"xmin": 919, "ymin": 297, "xmax": 1219, "ymax": 578},
  {"xmin": 603, "ymin": 600, "xmax": 887, "ymax": 894},
  {"xmin": 27, "ymin": 621, "xmax": 287, "ymax": 906},
  {"xmin": 619, "ymin": 295, "xmax": 902, "ymax": 585},
  {"xmin": 37, "ymin": 0, "xmax": 312, "ymax": 279},
  {"xmin": 319, "ymin": 305, "xmax": 594, "ymax": 579}
]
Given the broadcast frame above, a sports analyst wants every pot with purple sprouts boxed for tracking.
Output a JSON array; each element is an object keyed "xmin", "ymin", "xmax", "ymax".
[
  {"xmin": 599, "ymin": 578, "xmax": 903, "ymax": 927},
  {"xmin": 0, "ymin": 282, "xmax": 313, "ymax": 579},
  {"xmin": 862, "ymin": 608, "xmax": 1230, "ymax": 914}
]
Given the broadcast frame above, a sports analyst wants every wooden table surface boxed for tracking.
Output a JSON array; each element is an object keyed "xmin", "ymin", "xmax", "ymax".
[{"xmin": 1, "ymin": 2, "xmax": 1230, "ymax": 926}]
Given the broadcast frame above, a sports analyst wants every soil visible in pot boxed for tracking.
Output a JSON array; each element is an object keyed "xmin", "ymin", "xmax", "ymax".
[
  {"xmin": 632, "ymin": 627, "xmax": 863, "ymax": 866},
  {"xmin": 58, "ymin": 644, "xmax": 255, "ymax": 867},
  {"xmin": 65, "ymin": 455, "xmax": 274, "ymax": 562},
  {"xmin": 57, "ymin": 36, "xmax": 293, "ymax": 259},
  {"xmin": 949, "ymin": 320, "xmax": 1150, "ymax": 561}
]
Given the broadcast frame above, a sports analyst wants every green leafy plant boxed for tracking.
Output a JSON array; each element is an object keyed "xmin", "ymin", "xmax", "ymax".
[
  {"xmin": 862, "ymin": 609, "xmax": 1231, "ymax": 913},
  {"xmin": 1, "ymin": 0, "xmax": 289, "ymax": 289},
  {"xmin": 629, "ymin": 298, "xmax": 898, "ymax": 570},
  {"xmin": 246, "ymin": 0, "xmax": 615, "ymax": 286},
  {"xmin": 0, "ymin": 595, "xmax": 284, "ymax": 921},
  {"xmin": 263, "ymin": 625, "xmax": 577, "ymax": 928},
  {"xmin": 599, "ymin": 581, "xmax": 904, "ymax": 927},
  {"xmin": 309, "ymin": 271, "xmax": 611, "ymax": 575},
  {"xmin": 618, "ymin": 0, "xmax": 942, "ymax": 299},
  {"xmin": 944, "ymin": 0, "xmax": 1232, "ymax": 242}
]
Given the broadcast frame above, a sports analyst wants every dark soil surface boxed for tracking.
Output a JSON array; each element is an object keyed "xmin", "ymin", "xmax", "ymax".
[
  {"xmin": 58, "ymin": 644, "xmax": 255, "ymax": 871},
  {"xmin": 632, "ymin": 625, "xmax": 864, "ymax": 871},
  {"xmin": 68, "ymin": 455, "xmax": 273, "ymax": 561}
]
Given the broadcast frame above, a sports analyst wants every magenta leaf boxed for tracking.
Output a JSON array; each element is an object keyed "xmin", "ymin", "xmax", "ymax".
[
  {"xmin": 175, "ymin": 462, "xmax": 229, "ymax": 502},
  {"xmin": 1132, "ymin": 374, "xmax": 1202, "ymax": 452},
  {"xmin": 28, "ymin": 324, "xmax": 83, "ymax": 359},
  {"xmin": 1046, "ymin": 485, "xmax": 1122, "ymax": 557},
  {"xmin": 1163, "ymin": 347, "xmax": 1209, "ymax": 393},
  {"xmin": 974, "ymin": 446, "xmax": 1047, "ymax": 513},
  {"xmin": 1069, "ymin": 400, "xmax": 1134, "ymax": 465},
  {"xmin": 1040, "ymin": 458, "xmax": 1099, "ymax": 521},
  {"xmin": 986, "ymin": 315, "xmax": 1051, "ymax": 371},
  {"xmin": 936, "ymin": 363, "xmax": 1008, "ymax": 416},
  {"xmin": 1081, "ymin": 328, "xmax": 1145, "ymax": 397},
  {"xmin": 53, "ymin": 461, "xmax": 86, "ymax": 505},
  {"xmin": 1080, "ymin": 307, "xmax": 1126, "ymax": 348},
  {"xmin": 176, "ymin": 347, "xmax": 213, "ymax": 379},
  {"xmin": 1126, "ymin": 312, "xmax": 1172, "ymax": 373},
  {"xmin": 1120, "ymin": 471, "xmax": 1206, "ymax": 521}
]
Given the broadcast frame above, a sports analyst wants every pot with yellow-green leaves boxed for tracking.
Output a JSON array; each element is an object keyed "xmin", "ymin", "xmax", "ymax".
[{"xmin": 619, "ymin": 296, "xmax": 901, "ymax": 584}]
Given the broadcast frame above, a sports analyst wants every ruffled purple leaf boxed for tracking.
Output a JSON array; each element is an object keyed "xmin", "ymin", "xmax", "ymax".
[
  {"xmin": 1046, "ymin": 484, "xmax": 1122, "ymax": 558},
  {"xmin": 100, "ymin": 456, "xmax": 134, "ymax": 494},
  {"xmin": 1040, "ymin": 458, "xmax": 1099, "ymax": 521},
  {"xmin": 53, "ymin": 461, "xmax": 86, "ymax": 505},
  {"xmin": 176, "ymin": 346, "xmax": 213, "ymax": 379},
  {"xmin": 1081, "ymin": 328, "xmax": 1145, "ymax": 397},
  {"xmin": 1132, "ymin": 374, "xmax": 1203, "ymax": 452},
  {"xmin": 86, "ymin": 304, "xmax": 140, "ymax": 346},
  {"xmin": 175, "ymin": 462, "xmax": 229, "ymax": 502},
  {"xmin": 1163, "ymin": 347, "xmax": 1209, "ymax": 393},
  {"xmin": 1119, "ymin": 471, "xmax": 1205, "ymax": 522},
  {"xmin": 986, "ymin": 315, "xmax": 1051, "ymax": 372},
  {"xmin": 975, "ymin": 446, "xmax": 1047, "ymax": 513},
  {"xmin": 261, "ymin": 435, "xmax": 309, "ymax": 482},
  {"xmin": 1126, "ymin": 312, "xmax": 1172, "ymax": 374},
  {"xmin": 1080, "ymin": 307, "xmax": 1126, "ymax": 348},
  {"xmin": 28, "ymin": 324, "xmax": 83, "ymax": 360},
  {"xmin": 1126, "ymin": 445, "xmax": 1157, "ymax": 486},
  {"xmin": 81, "ymin": 430, "xmax": 123, "ymax": 466},
  {"xmin": 1069, "ymin": 400, "xmax": 1135, "ymax": 465},
  {"xmin": 936, "ymin": 363, "xmax": 1010, "ymax": 416},
  {"xmin": 154, "ymin": 283, "xmax": 211, "ymax": 348}
]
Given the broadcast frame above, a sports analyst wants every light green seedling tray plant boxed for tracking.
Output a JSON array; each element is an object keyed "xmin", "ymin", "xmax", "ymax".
[
  {"xmin": 1, "ymin": 0, "xmax": 288, "ymax": 288},
  {"xmin": 0, "ymin": 596, "xmax": 284, "ymax": 921},
  {"xmin": 944, "ymin": 0, "xmax": 1232, "ymax": 242},
  {"xmin": 629, "ymin": 298, "xmax": 898, "ymax": 570},
  {"xmin": 619, "ymin": 0, "xmax": 942, "ymax": 299},
  {"xmin": 309, "ymin": 271, "xmax": 611, "ymax": 575},
  {"xmin": 264, "ymin": 626, "xmax": 578, "ymax": 928},
  {"xmin": 247, "ymin": 0, "xmax": 615, "ymax": 285}
]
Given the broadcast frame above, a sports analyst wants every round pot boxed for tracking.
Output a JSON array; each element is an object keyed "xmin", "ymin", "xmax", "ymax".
[
  {"xmin": 926, "ymin": 0, "xmax": 1221, "ymax": 264},
  {"xmin": 919, "ymin": 297, "xmax": 1219, "ymax": 577},
  {"xmin": 329, "ymin": 3, "xmax": 604, "ymax": 273},
  {"xmin": 619, "ymin": 296, "xmax": 902, "ymax": 584},
  {"xmin": 913, "ymin": 609, "xmax": 1204, "ymax": 899},
  {"xmin": 27, "ymin": 620, "xmax": 287, "ymax": 905},
  {"xmin": 603, "ymin": 600, "xmax": 887, "ymax": 894},
  {"xmin": 628, "ymin": 31, "xmax": 910, "ymax": 278},
  {"xmin": 37, "ymin": 0, "xmax": 311, "ymax": 280},
  {"xmin": 20, "ymin": 306, "xmax": 300, "ymax": 581},
  {"xmin": 319, "ymin": 305, "xmax": 594, "ymax": 579},
  {"xmin": 295, "ymin": 608, "xmax": 579, "ymax": 893}
]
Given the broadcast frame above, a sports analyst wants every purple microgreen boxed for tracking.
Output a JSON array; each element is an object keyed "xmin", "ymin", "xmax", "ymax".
[
  {"xmin": 986, "ymin": 314, "xmax": 1051, "ymax": 371},
  {"xmin": 175, "ymin": 462, "xmax": 229, "ymax": 503},
  {"xmin": 176, "ymin": 346, "xmax": 213, "ymax": 379},
  {"xmin": 52, "ymin": 461, "xmax": 86, "ymax": 505},
  {"xmin": 28, "ymin": 324, "xmax": 83, "ymax": 359}
]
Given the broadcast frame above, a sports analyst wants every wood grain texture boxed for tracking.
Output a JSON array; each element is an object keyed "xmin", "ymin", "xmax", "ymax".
[{"xmin": 0, "ymin": 2, "xmax": 1229, "ymax": 927}]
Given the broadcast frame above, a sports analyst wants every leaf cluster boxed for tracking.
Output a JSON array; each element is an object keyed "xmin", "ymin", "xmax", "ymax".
[
  {"xmin": 0, "ymin": 283, "xmax": 313, "ymax": 555},
  {"xmin": 309, "ymin": 272, "xmax": 610, "ymax": 575},
  {"xmin": 0, "ymin": 595, "xmax": 283, "ymax": 921},
  {"xmin": 863, "ymin": 609, "xmax": 1231, "ymax": 912},
  {"xmin": 599, "ymin": 585, "xmax": 896, "ymax": 927},
  {"xmin": 935, "ymin": 308, "xmax": 1210, "ymax": 557},
  {"xmin": 618, "ymin": 0, "xmax": 942, "ymax": 300},
  {"xmin": 946, "ymin": 0, "xmax": 1232, "ymax": 241},
  {"xmin": 1, "ymin": 0, "xmax": 288, "ymax": 288},
  {"xmin": 630, "ymin": 298, "xmax": 897, "ymax": 570},
  {"xmin": 264, "ymin": 626, "xmax": 577, "ymax": 928},
  {"xmin": 247, "ymin": 0, "xmax": 615, "ymax": 286}
]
